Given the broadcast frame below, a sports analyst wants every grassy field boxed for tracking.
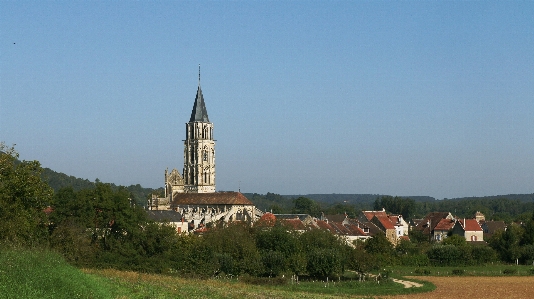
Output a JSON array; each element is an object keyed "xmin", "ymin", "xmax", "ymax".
[
  {"xmin": 1, "ymin": 249, "xmax": 435, "ymax": 299},
  {"xmin": 0, "ymin": 249, "xmax": 114, "ymax": 299},
  {"xmin": 84, "ymin": 268, "xmax": 435, "ymax": 299}
]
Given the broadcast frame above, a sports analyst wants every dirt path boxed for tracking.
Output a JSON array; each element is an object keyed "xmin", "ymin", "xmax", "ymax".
[{"xmin": 391, "ymin": 278, "xmax": 423, "ymax": 288}]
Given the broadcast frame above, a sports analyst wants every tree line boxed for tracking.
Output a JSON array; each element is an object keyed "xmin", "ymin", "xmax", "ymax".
[{"xmin": 2, "ymin": 142, "xmax": 534, "ymax": 280}]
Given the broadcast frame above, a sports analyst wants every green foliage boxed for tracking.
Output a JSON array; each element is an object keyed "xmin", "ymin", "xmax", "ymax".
[
  {"xmin": 244, "ymin": 192, "xmax": 293, "ymax": 214},
  {"xmin": 0, "ymin": 143, "xmax": 53, "ymax": 247},
  {"xmin": 488, "ymin": 223, "xmax": 524, "ymax": 263},
  {"xmin": 255, "ymin": 224, "xmax": 302, "ymax": 275},
  {"xmin": 471, "ymin": 245, "xmax": 498, "ymax": 264},
  {"xmin": 414, "ymin": 268, "xmax": 431, "ymax": 275},
  {"xmin": 299, "ymin": 229, "xmax": 350, "ymax": 277},
  {"xmin": 427, "ymin": 244, "xmax": 467, "ymax": 266},
  {"xmin": 364, "ymin": 233, "xmax": 394, "ymax": 255},
  {"xmin": 374, "ymin": 196, "xmax": 416, "ymax": 219},
  {"xmin": 306, "ymin": 248, "xmax": 342, "ymax": 278},
  {"xmin": 292, "ymin": 196, "xmax": 321, "ymax": 216},
  {"xmin": 202, "ymin": 223, "xmax": 262, "ymax": 276},
  {"xmin": 347, "ymin": 248, "xmax": 377, "ymax": 274},
  {"xmin": 503, "ymin": 268, "xmax": 518, "ymax": 275}
]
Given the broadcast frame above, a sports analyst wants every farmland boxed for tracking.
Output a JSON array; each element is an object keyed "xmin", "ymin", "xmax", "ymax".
[{"xmin": 383, "ymin": 276, "xmax": 534, "ymax": 299}]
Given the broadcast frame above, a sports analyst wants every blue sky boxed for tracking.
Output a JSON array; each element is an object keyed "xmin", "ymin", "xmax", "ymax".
[{"xmin": 1, "ymin": 1, "xmax": 533, "ymax": 199}]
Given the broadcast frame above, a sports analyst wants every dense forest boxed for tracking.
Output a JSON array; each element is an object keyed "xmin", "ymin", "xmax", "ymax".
[{"xmin": 2, "ymin": 142, "xmax": 534, "ymax": 280}]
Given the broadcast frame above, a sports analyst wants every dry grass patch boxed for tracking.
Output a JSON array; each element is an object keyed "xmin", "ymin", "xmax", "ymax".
[{"xmin": 382, "ymin": 276, "xmax": 534, "ymax": 299}]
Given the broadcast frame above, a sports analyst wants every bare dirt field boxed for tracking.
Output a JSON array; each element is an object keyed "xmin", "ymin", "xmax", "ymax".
[{"xmin": 383, "ymin": 276, "xmax": 534, "ymax": 299}]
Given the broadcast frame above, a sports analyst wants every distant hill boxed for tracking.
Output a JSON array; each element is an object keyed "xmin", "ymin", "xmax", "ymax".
[
  {"xmin": 294, "ymin": 194, "xmax": 436, "ymax": 205},
  {"xmin": 41, "ymin": 167, "xmax": 161, "ymax": 206},
  {"xmin": 445, "ymin": 194, "xmax": 534, "ymax": 203}
]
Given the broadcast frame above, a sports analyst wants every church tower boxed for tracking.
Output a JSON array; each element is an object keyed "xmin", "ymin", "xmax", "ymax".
[{"xmin": 183, "ymin": 69, "xmax": 216, "ymax": 193}]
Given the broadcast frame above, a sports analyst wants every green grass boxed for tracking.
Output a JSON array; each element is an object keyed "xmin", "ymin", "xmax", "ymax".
[
  {"xmin": 0, "ymin": 249, "xmax": 435, "ymax": 298},
  {"xmin": 387, "ymin": 264, "xmax": 534, "ymax": 277},
  {"xmin": 0, "ymin": 249, "xmax": 114, "ymax": 299}
]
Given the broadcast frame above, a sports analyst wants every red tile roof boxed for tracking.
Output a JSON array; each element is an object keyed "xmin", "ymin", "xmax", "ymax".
[
  {"xmin": 315, "ymin": 220, "xmax": 337, "ymax": 233},
  {"xmin": 343, "ymin": 223, "xmax": 367, "ymax": 236},
  {"xmin": 280, "ymin": 219, "xmax": 306, "ymax": 230},
  {"xmin": 374, "ymin": 215, "xmax": 395, "ymax": 230},
  {"xmin": 171, "ymin": 191, "xmax": 253, "ymax": 206},
  {"xmin": 434, "ymin": 218, "xmax": 455, "ymax": 231},
  {"xmin": 362, "ymin": 210, "xmax": 387, "ymax": 221},
  {"xmin": 458, "ymin": 219, "xmax": 483, "ymax": 232}
]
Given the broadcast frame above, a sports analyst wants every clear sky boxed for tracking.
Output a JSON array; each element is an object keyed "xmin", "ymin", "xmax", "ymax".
[{"xmin": 1, "ymin": 1, "xmax": 533, "ymax": 199}]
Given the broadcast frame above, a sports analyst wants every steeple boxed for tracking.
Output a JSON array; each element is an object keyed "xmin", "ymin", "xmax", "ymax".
[
  {"xmin": 183, "ymin": 67, "xmax": 216, "ymax": 193},
  {"xmin": 189, "ymin": 65, "xmax": 210, "ymax": 122}
]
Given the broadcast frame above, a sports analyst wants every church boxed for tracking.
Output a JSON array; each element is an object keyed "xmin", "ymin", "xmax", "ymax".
[{"xmin": 147, "ymin": 70, "xmax": 260, "ymax": 232}]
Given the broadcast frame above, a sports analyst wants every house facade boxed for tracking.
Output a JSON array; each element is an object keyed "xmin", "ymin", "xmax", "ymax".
[{"xmin": 452, "ymin": 219, "xmax": 484, "ymax": 242}]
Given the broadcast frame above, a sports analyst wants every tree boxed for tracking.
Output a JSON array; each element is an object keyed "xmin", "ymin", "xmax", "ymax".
[
  {"xmin": 0, "ymin": 143, "xmax": 53, "ymax": 246},
  {"xmin": 373, "ymin": 196, "xmax": 415, "ymax": 219},
  {"xmin": 364, "ymin": 233, "xmax": 394, "ymax": 255},
  {"xmin": 202, "ymin": 222, "xmax": 262, "ymax": 276},
  {"xmin": 255, "ymin": 224, "xmax": 300, "ymax": 276},
  {"xmin": 488, "ymin": 223, "xmax": 524, "ymax": 263},
  {"xmin": 292, "ymin": 196, "xmax": 320, "ymax": 216}
]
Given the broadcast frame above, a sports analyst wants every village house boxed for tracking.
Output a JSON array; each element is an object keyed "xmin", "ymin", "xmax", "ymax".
[
  {"xmin": 432, "ymin": 218, "xmax": 456, "ymax": 242},
  {"xmin": 452, "ymin": 218, "xmax": 484, "ymax": 242},
  {"xmin": 358, "ymin": 209, "xmax": 408, "ymax": 245},
  {"xmin": 414, "ymin": 211, "xmax": 455, "ymax": 240},
  {"xmin": 480, "ymin": 220, "xmax": 507, "ymax": 240}
]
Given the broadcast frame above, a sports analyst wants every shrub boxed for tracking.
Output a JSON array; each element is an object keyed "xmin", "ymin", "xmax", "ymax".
[
  {"xmin": 240, "ymin": 275, "xmax": 288, "ymax": 286},
  {"xmin": 414, "ymin": 268, "xmax": 431, "ymax": 275},
  {"xmin": 451, "ymin": 269, "xmax": 465, "ymax": 275},
  {"xmin": 528, "ymin": 269, "xmax": 534, "ymax": 275},
  {"xmin": 503, "ymin": 268, "xmax": 517, "ymax": 275},
  {"xmin": 400, "ymin": 254, "xmax": 430, "ymax": 267}
]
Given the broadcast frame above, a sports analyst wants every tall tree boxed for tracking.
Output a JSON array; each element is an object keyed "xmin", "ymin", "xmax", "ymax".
[{"xmin": 0, "ymin": 143, "xmax": 53, "ymax": 246}]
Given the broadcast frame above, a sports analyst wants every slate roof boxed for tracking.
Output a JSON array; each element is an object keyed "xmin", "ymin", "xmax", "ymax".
[
  {"xmin": 348, "ymin": 219, "xmax": 382, "ymax": 235},
  {"xmin": 274, "ymin": 214, "xmax": 312, "ymax": 222},
  {"xmin": 481, "ymin": 220, "xmax": 507, "ymax": 234},
  {"xmin": 146, "ymin": 210, "xmax": 184, "ymax": 222},
  {"xmin": 323, "ymin": 214, "xmax": 348, "ymax": 222},
  {"xmin": 171, "ymin": 192, "xmax": 253, "ymax": 206},
  {"xmin": 189, "ymin": 85, "xmax": 210, "ymax": 122}
]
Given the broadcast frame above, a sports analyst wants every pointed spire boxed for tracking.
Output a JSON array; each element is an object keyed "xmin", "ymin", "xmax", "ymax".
[{"xmin": 189, "ymin": 66, "xmax": 210, "ymax": 122}]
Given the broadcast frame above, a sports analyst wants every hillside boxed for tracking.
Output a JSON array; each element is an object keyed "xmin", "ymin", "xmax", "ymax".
[{"xmin": 40, "ymin": 167, "xmax": 161, "ymax": 206}]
